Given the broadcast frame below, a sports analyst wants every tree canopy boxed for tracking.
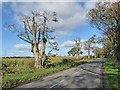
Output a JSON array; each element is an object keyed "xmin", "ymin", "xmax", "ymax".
[{"xmin": 87, "ymin": 2, "xmax": 120, "ymax": 62}]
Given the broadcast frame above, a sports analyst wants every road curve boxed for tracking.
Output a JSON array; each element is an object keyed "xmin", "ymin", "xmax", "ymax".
[{"xmin": 13, "ymin": 58, "xmax": 104, "ymax": 89}]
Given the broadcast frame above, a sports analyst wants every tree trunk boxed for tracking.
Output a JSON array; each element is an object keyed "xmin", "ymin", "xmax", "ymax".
[
  {"xmin": 39, "ymin": 37, "xmax": 46, "ymax": 68},
  {"xmin": 76, "ymin": 50, "xmax": 80, "ymax": 59},
  {"xmin": 32, "ymin": 15, "xmax": 41, "ymax": 68},
  {"xmin": 117, "ymin": 42, "xmax": 120, "ymax": 64},
  {"xmin": 39, "ymin": 16, "xmax": 47, "ymax": 68},
  {"xmin": 31, "ymin": 44, "xmax": 40, "ymax": 68},
  {"xmin": 88, "ymin": 50, "xmax": 90, "ymax": 58},
  {"xmin": 115, "ymin": 35, "xmax": 120, "ymax": 64},
  {"xmin": 116, "ymin": 29, "xmax": 120, "ymax": 64},
  {"xmin": 34, "ymin": 52, "xmax": 39, "ymax": 68}
]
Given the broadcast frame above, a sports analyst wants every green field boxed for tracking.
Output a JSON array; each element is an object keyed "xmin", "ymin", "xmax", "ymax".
[
  {"xmin": 103, "ymin": 59, "xmax": 119, "ymax": 89},
  {"xmin": 2, "ymin": 56, "xmax": 93, "ymax": 89}
]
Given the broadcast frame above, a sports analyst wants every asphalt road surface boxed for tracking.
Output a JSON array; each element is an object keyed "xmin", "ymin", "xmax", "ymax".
[{"xmin": 13, "ymin": 58, "xmax": 104, "ymax": 89}]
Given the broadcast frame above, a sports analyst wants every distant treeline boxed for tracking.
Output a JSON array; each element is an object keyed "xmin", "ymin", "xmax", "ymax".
[
  {"xmin": 2, "ymin": 56, "xmax": 34, "ymax": 58},
  {"xmin": 2, "ymin": 55, "xmax": 95, "ymax": 59}
]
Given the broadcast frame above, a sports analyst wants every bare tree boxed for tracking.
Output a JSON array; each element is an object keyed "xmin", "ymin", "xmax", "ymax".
[
  {"xmin": 84, "ymin": 35, "xmax": 96, "ymax": 58},
  {"xmin": 8, "ymin": 11, "xmax": 58, "ymax": 68},
  {"xmin": 74, "ymin": 38, "xmax": 82, "ymax": 59}
]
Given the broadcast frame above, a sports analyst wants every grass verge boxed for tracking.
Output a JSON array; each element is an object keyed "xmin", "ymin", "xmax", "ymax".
[
  {"xmin": 103, "ymin": 59, "xmax": 119, "ymax": 89},
  {"xmin": 2, "ymin": 57, "xmax": 93, "ymax": 89},
  {"xmin": 2, "ymin": 65, "xmax": 69, "ymax": 89}
]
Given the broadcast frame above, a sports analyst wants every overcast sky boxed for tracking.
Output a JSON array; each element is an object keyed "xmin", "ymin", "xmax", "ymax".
[{"xmin": 1, "ymin": 1, "xmax": 104, "ymax": 57}]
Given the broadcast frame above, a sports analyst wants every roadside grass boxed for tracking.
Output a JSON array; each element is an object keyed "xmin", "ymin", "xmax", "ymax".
[
  {"xmin": 2, "ymin": 65, "xmax": 69, "ymax": 89},
  {"xmin": 103, "ymin": 59, "xmax": 119, "ymax": 89},
  {"xmin": 2, "ymin": 57, "xmax": 93, "ymax": 89}
]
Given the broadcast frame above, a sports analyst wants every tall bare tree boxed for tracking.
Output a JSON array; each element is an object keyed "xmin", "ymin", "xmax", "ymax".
[
  {"xmin": 8, "ymin": 11, "xmax": 58, "ymax": 68},
  {"xmin": 87, "ymin": 2, "xmax": 120, "ymax": 62},
  {"xmin": 84, "ymin": 35, "xmax": 96, "ymax": 58},
  {"xmin": 74, "ymin": 38, "xmax": 82, "ymax": 59}
]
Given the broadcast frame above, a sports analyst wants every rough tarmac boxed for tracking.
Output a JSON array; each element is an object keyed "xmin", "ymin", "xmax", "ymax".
[{"xmin": 13, "ymin": 58, "xmax": 104, "ymax": 89}]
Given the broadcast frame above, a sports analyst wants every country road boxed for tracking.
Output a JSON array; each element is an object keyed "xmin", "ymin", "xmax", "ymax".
[{"xmin": 13, "ymin": 58, "xmax": 104, "ymax": 89}]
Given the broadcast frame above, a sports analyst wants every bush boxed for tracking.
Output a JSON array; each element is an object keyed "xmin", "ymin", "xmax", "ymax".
[
  {"xmin": 46, "ymin": 63, "xmax": 56, "ymax": 68},
  {"xmin": 62, "ymin": 59, "xmax": 69, "ymax": 64}
]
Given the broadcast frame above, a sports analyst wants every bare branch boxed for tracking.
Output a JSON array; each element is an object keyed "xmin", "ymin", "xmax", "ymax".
[
  {"xmin": 26, "ymin": 18, "xmax": 32, "ymax": 33},
  {"xmin": 8, "ymin": 24, "xmax": 18, "ymax": 32},
  {"xmin": 37, "ymin": 28, "xmax": 41, "ymax": 45},
  {"xmin": 17, "ymin": 34, "xmax": 33, "ymax": 44}
]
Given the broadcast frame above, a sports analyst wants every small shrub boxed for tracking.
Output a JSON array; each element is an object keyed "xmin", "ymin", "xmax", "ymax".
[
  {"xmin": 46, "ymin": 63, "xmax": 56, "ymax": 68},
  {"xmin": 62, "ymin": 59, "xmax": 69, "ymax": 64}
]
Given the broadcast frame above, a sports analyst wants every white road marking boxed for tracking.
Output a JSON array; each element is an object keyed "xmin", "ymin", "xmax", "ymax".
[
  {"xmin": 43, "ymin": 76, "xmax": 53, "ymax": 80},
  {"xmin": 49, "ymin": 83, "xmax": 58, "ymax": 89},
  {"xmin": 87, "ymin": 71, "xmax": 100, "ymax": 76},
  {"xmin": 47, "ymin": 80, "xmax": 65, "ymax": 89},
  {"xmin": 81, "ymin": 67, "xmax": 100, "ymax": 76},
  {"xmin": 74, "ymin": 72, "xmax": 79, "ymax": 75},
  {"xmin": 59, "ymin": 80, "xmax": 64, "ymax": 83},
  {"xmin": 43, "ymin": 74, "xmax": 63, "ymax": 80}
]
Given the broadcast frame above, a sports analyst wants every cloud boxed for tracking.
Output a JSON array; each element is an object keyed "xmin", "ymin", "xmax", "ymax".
[
  {"xmin": 2, "ymin": 0, "xmax": 119, "ymax": 2},
  {"xmin": 61, "ymin": 39, "xmax": 86, "ymax": 47},
  {"xmin": 7, "ymin": 2, "xmax": 96, "ymax": 36},
  {"xmin": 93, "ymin": 43, "xmax": 103, "ymax": 48},
  {"xmin": 14, "ymin": 44, "xmax": 31, "ymax": 50},
  {"xmin": 14, "ymin": 43, "xmax": 42, "ymax": 51},
  {"xmin": 84, "ymin": 2, "xmax": 96, "ymax": 11},
  {"xmin": 54, "ymin": 30, "xmax": 71, "ymax": 36},
  {"xmin": 12, "ymin": 50, "xmax": 33, "ymax": 57},
  {"xmin": 61, "ymin": 41, "xmax": 75, "ymax": 47},
  {"xmin": 2, "ymin": 0, "xmax": 78, "ymax": 2}
]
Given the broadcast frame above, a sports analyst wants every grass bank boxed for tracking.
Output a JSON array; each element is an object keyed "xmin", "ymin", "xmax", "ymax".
[
  {"xmin": 2, "ymin": 57, "xmax": 93, "ymax": 89},
  {"xmin": 103, "ymin": 59, "xmax": 119, "ymax": 89}
]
